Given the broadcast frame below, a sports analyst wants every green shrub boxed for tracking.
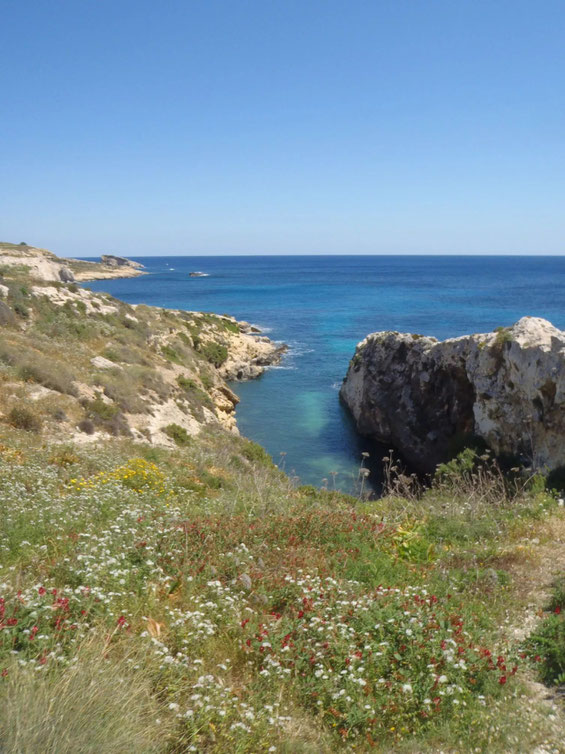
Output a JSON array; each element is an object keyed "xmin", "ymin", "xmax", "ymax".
[
  {"xmin": 177, "ymin": 375, "xmax": 198, "ymax": 392},
  {"xmin": 241, "ymin": 440, "xmax": 273, "ymax": 466},
  {"xmin": 161, "ymin": 345, "xmax": 183, "ymax": 364},
  {"xmin": 78, "ymin": 419, "xmax": 95, "ymax": 435},
  {"xmin": 199, "ymin": 469, "xmax": 225, "ymax": 489},
  {"xmin": 221, "ymin": 318, "xmax": 240, "ymax": 334},
  {"xmin": 436, "ymin": 447, "xmax": 478, "ymax": 481},
  {"xmin": 84, "ymin": 396, "xmax": 120, "ymax": 421},
  {"xmin": 200, "ymin": 371, "xmax": 213, "ymax": 390},
  {"xmin": 197, "ymin": 341, "xmax": 228, "ymax": 367},
  {"xmin": 177, "ymin": 331, "xmax": 192, "ymax": 346},
  {"xmin": 7, "ymin": 405, "xmax": 42, "ymax": 433},
  {"xmin": 13, "ymin": 302, "xmax": 29, "ymax": 318},
  {"xmin": 524, "ymin": 580, "xmax": 565, "ymax": 686},
  {"xmin": 82, "ymin": 396, "xmax": 131, "ymax": 437},
  {"xmin": 163, "ymin": 423, "xmax": 191, "ymax": 447}
]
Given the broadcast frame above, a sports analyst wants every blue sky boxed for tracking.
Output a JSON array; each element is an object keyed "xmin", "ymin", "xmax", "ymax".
[{"xmin": 1, "ymin": 0, "xmax": 564, "ymax": 256}]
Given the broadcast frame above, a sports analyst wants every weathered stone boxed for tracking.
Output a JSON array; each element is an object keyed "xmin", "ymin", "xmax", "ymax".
[
  {"xmin": 340, "ymin": 317, "xmax": 565, "ymax": 472},
  {"xmin": 91, "ymin": 355, "xmax": 122, "ymax": 370},
  {"xmin": 58, "ymin": 266, "xmax": 75, "ymax": 283}
]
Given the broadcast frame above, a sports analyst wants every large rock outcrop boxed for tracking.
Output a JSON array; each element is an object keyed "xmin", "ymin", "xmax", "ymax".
[
  {"xmin": 100, "ymin": 254, "xmax": 144, "ymax": 269},
  {"xmin": 340, "ymin": 317, "xmax": 565, "ymax": 473}
]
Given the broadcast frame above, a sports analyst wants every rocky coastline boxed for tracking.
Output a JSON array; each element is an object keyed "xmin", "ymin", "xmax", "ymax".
[
  {"xmin": 0, "ymin": 243, "xmax": 285, "ymax": 447},
  {"xmin": 340, "ymin": 317, "xmax": 565, "ymax": 473},
  {"xmin": 0, "ymin": 242, "xmax": 146, "ymax": 282}
]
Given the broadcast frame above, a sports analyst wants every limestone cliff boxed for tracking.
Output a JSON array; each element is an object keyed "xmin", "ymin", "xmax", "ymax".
[{"xmin": 340, "ymin": 317, "xmax": 565, "ymax": 472}]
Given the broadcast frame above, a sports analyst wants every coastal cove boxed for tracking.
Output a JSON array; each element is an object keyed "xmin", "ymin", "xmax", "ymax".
[{"xmin": 84, "ymin": 255, "xmax": 565, "ymax": 492}]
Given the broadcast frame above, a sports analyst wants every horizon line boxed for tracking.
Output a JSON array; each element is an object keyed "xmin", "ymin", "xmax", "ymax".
[{"xmin": 77, "ymin": 252, "xmax": 565, "ymax": 259}]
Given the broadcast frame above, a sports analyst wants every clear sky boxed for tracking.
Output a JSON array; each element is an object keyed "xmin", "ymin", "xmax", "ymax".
[{"xmin": 1, "ymin": 0, "xmax": 564, "ymax": 256}]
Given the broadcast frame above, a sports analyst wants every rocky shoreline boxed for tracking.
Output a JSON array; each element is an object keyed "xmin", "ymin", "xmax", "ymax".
[
  {"xmin": 341, "ymin": 317, "xmax": 565, "ymax": 473},
  {"xmin": 0, "ymin": 243, "xmax": 286, "ymax": 448}
]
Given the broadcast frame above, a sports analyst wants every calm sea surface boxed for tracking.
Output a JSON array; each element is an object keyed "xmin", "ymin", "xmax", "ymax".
[{"xmin": 84, "ymin": 256, "xmax": 565, "ymax": 492}]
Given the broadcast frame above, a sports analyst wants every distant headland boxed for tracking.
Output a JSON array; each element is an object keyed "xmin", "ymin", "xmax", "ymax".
[{"xmin": 0, "ymin": 241, "xmax": 146, "ymax": 283}]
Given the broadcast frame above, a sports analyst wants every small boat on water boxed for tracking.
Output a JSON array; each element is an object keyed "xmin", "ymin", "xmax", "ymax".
[{"xmin": 189, "ymin": 271, "xmax": 209, "ymax": 277}]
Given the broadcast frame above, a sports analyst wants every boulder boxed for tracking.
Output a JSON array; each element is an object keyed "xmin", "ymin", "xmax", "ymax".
[
  {"xmin": 91, "ymin": 355, "xmax": 122, "ymax": 370},
  {"xmin": 340, "ymin": 317, "xmax": 565, "ymax": 472},
  {"xmin": 59, "ymin": 266, "xmax": 75, "ymax": 283}
]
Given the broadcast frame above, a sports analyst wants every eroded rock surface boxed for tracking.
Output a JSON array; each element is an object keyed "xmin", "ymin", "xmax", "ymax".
[{"xmin": 340, "ymin": 317, "xmax": 565, "ymax": 472}]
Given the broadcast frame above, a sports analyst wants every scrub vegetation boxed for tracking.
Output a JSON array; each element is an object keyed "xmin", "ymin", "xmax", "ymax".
[{"xmin": 0, "ymin": 262, "xmax": 250, "ymax": 444}]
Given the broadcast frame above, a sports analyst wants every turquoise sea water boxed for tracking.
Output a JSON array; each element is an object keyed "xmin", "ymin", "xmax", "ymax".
[{"xmin": 84, "ymin": 256, "xmax": 565, "ymax": 492}]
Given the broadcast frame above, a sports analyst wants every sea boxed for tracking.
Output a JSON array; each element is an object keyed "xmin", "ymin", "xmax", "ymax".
[{"xmin": 83, "ymin": 255, "xmax": 565, "ymax": 493}]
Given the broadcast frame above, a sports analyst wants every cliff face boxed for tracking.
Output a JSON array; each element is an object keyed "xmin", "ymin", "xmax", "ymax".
[{"xmin": 340, "ymin": 317, "xmax": 565, "ymax": 472}]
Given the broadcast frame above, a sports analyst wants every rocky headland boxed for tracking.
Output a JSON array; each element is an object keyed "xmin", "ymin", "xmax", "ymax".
[
  {"xmin": 0, "ymin": 250, "xmax": 284, "ymax": 447},
  {"xmin": 0, "ymin": 242, "xmax": 146, "ymax": 282},
  {"xmin": 341, "ymin": 317, "xmax": 565, "ymax": 473}
]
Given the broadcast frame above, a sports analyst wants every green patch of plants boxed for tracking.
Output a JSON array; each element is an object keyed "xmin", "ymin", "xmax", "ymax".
[
  {"xmin": 199, "ymin": 370, "xmax": 214, "ymax": 390},
  {"xmin": 197, "ymin": 340, "xmax": 228, "ymax": 367},
  {"xmin": 221, "ymin": 318, "xmax": 240, "ymax": 334},
  {"xmin": 493, "ymin": 326, "xmax": 513, "ymax": 349},
  {"xmin": 162, "ymin": 423, "xmax": 191, "ymax": 446},
  {"xmin": 161, "ymin": 344, "xmax": 182, "ymax": 364},
  {"xmin": 240, "ymin": 439, "xmax": 273, "ymax": 466},
  {"xmin": 7, "ymin": 405, "xmax": 42, "ymax": 433},
  {"xmin": 524, "ymin": 579, "xmax": 565, "ymax": 686},
  {"xmin": 83, "ymin": 396, "xmax": 120, "ymax": 421},
  {"xmin": 177, "ymin": 375, "xmax": 198, "ymax": 391}
]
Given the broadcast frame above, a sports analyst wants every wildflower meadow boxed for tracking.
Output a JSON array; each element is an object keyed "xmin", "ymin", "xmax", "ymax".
[{"xmin": 0, "ymin": 429, "xmax": 563, "ymax": 752}]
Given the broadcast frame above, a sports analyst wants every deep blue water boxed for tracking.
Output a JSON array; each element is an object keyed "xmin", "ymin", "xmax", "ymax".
[{"xmin": 83, "ymin": 256, "xmax": 565, "ymax": 492}]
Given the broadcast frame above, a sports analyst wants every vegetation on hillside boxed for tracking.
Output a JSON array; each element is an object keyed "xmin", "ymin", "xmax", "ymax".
[
  {"xmin": 0, "ymin": 262, "xmax": 258, "ymax": 445},
  {"xmin": 0, "ymin": 425, "xmax": 563, "ymax": 752}
]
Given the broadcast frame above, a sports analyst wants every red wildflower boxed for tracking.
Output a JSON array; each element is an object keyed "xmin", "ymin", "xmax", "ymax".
[{"xmin": 499, "ymin": 675, "xmax": 507, "ymax": 685}]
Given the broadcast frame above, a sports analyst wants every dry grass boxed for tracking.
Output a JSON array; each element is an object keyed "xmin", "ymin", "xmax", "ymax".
[{"xmin": 0, "ymin": 640, "xmax": 173, "ymax": 754}]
